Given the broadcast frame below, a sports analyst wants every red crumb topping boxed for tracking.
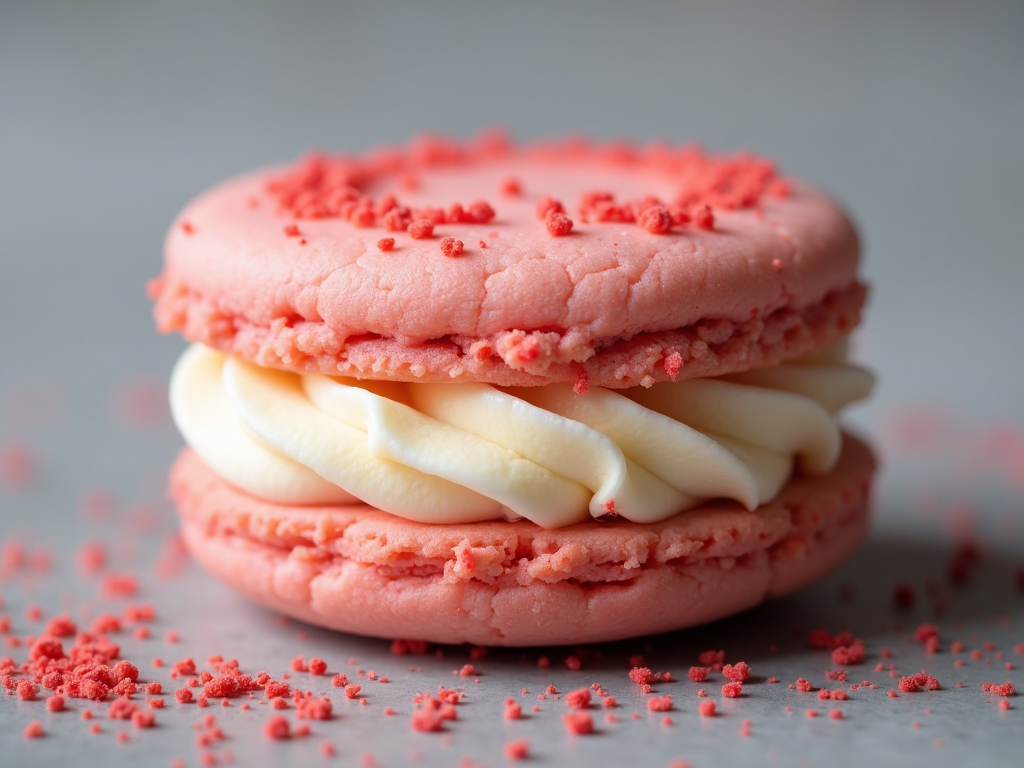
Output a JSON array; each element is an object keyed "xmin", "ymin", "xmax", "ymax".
[
  {"xmin": 629, "ymin": 667, "xmax": 656, "ymax": 685},
  {"xmin": 46, "ymin": 694, "xmax": 64, "ymax": 712},
  {"xmin": 535, "ymin": 196, "xmax": 564, "ymax": 220},
  {"xmin": 637, "ymin": 205, "xmax": 673, "ymax": 234},
  {"xmin": 832, "ymin": 640, "xmax": 866, "ymax": 666},
  {"xmin": 17, "ymin": 680, "xmax": 39, "ymax": 700},
  {"xmin": 440, "ymin": 237, "xmax": 465, "ymax": 257},
  {"xmin": 562, "ymin": 711, "xmax": 594, "ymax": 735},
  {"xmin": 795, "ymin": 679, "xmax": 812, "ymax": 692},
  {"xmin": 308, "ymin": 657, "xmax": 327, "ymax": 676},
  {"xmin": 283, "ymin": 224, "xmax": 300, "ymax": 237},
  {"xmin": 916, "ymin": 624, "xmax": 940, "ymax": 643},
  {"xmin": 647, "ymin": 695, "xmax": 673, "ymax": 712},
  {"xmin": 331, "ymin": 674, "xmax": 348, "ymax": 687},
  {"xmin": 544, "ymin": 210, "xmax": 573, "ymax": 237},
  {"xmin": 295, "ymin": 697, "xmax": 333, "ymax": 720},
  {"xmin": 999, "ymin": 699, "xmax": 1011, "ymax": 710},
  {"xmin": 500, "ymin": 178, "xmax": 522, "ymax": 196},
  {"xmin": 693, "ymin": 205, "xmax": 715, "ymax": 229},
  {"xmin": 22, "ymin": 720, "xmax": 43, "ymax": 739},
  {"xmin": 829, "ymin": 709, "xmax": 843, "ymax": 720},
  {"xmin": 723, "ymin": 662, "xmax": 750, "ymax": 682},
  {"xmin": 504, "ymin": 738, "xmax": 529, "ymax": 760},
  {"xmin": 376, "ymin": 237, "xmax": 395, "ymax": 252},
  {"xmin": 698, "ymin": 700, "xmax": 716, "ymax": 717},
  {"xmin": 408, "ymin": 219, "xmax": 434, "ymax": 239},
  {"xmin": 565, "ymin": 688, "xmax": 591, "ymax": 709},
  {"xmin": 663, "ymin": 351, "xmax": 683, "ymax": 381},
  {"xmin": 603, "ymin": 695, "xmax": 617, "ymax": 708},
  {"xmin": 698, "ymin": 650, "xmax": 725, "ymax": 669},
  {"xmin": 174, "ymin": 688, "xmax": 193, "ymax": 704},
  {"xmin": 899, "ymin": 673, "xmax": 941, "ymax": 692},
  {"xmin": 263, "ymin": 715, "xmax": 290, "ymax": 740},
  {"xmin": 503, "ymin": 700, "xmax": 522, "ymax": 719},
  {"xmin": 722, "ymin": 682, "xmax": 743, "ymax": 699},
  {"xmin": 572, "ymin": 367, "xmax": 589, "ymax": 395},
  {"xmin": 981, "ymin": 682, "xmax": 1015, "ymax": 696},
  {"xmin": 344, "ymin": 684, "xmax": 361, "ymax": 699},
  {"xmin": 459, "ymin": 664, "xmax": 476, "ymax": 678}
]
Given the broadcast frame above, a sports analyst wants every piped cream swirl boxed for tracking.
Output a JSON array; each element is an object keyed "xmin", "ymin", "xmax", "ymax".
[{"xmin": 170, "ymin": 343, "xmax": 872, "ymax": 529}]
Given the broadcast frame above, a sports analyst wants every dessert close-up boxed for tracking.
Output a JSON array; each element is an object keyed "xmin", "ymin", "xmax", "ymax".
[
  {"xmin": 4, "ymin": 4, "xmax": 1021, "ymax": 765},
  {"xmin": 150, "ymin": 134, "xmax": 877, "ymax": 644}
]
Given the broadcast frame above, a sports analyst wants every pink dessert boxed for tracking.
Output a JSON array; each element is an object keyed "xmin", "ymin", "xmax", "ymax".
[{"xmin": 152, "ymin": 131, "xmax": 876, "ymax": 645}]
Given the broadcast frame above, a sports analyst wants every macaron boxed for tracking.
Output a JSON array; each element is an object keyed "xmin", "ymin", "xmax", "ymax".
[{"xmin": 152, "ymin": 131, "xmax": 875, "ymax": 645}]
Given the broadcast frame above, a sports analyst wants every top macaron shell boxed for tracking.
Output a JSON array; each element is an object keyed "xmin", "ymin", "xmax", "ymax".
[{"xmin": 153, "ymin": 138, "xmax": 862, "ymax": 386}]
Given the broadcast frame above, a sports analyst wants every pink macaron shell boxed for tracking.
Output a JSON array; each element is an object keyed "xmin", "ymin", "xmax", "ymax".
[
  {"xmin": 153, "ymin": 144, "xmax": 863, "ymax": 387},
  {"xmin": 173, "ymin": 435, "xmax": 874, "ymax": 646}
]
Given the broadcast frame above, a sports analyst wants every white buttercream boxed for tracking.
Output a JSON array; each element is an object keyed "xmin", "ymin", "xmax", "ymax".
[{"xmin": 170, "ymin": 344, "xmax": 872, "ymax": 528}]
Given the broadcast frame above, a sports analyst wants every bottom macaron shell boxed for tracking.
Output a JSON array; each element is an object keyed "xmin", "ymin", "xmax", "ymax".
[{"xmin": 172, "ymin": 435, "xmax": 875, "ymax": 646}]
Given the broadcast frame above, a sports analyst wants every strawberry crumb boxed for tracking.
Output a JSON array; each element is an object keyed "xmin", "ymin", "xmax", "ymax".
[
  {"xmin": 629, "ymin": 667, "xmax": 655, "ymax": 685},
  {"xmin": 344, "ymin": 684, "xmax": 361, "ymax": 699},
  {"xmin": 723, "ymin": 662, "xmax": 750, "ymax": 682},
  {"xmin": 408, "ymin": 219, "xmax": 434, "ymax": 239},
  {"xmin": 565, "ymin": 688, "xmax": 591, "ymax": 709},
  {"xmin": 440, "ymin": 237, "xmax": 464, "ymax": 257},
  {"xmin": 698, "ymin": 650, "xmax": 725, "ymax": 669},
  {"xmin": 693, "ymin": 205, "xmax": 715, "ymax": 229},
  {"xmin": 829, "ymin": 709, "xmax": 843, "ymax": 720},
  {"xmin": 637, "ymin": 205, "xmax": 673, "ymax": 234},
  {"xmin": 698, "ymin": 700, "xmax": 716, "ymax": 717},
  {"xmin": 22, "ymin": 720, "xmax": 44, "ymax": 739},
  {"xmin": 376, "ymin": 237, "xmax": 395, "ymax": 252},
  {"xmin": 647, "ymin": 695, "xmax": 673, "ymax": 712},
  {"xmin": 795, "ymin": 679, "xmax": 812, "ymax": 692},
  {"xmin": 536, "ymin": 196, "xmax": 564, "ymax": 220},
  {"xmin": 263, "ymin": 715, "xmax": 290, "ymax": 740},
  {"xmin": 688, "ymin": 666, "xmax": 708, "ymax": 682},
  {"xmin": 504, "ymin": 738, "xmax": 529, "ymax": 760},
  {"xmin": 562, "ymin": 711, "xmax": 593, "ymax": 735},
  {"xmin": 545, "ymin": 210, "xmax": 573, "ymax": 237},
  {"xmin": 722, "ymin": 682, "xmax": 743, "ymax": 699},
  {"xmin": 308, "ymin": 657, "xmax": 327, "ymax": 676}
]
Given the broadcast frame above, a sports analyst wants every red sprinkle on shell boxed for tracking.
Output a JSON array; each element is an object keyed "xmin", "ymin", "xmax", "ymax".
[
  {"xmin": 377, "ymin": 237, "xmax": 395, "ymax": 252},
  {"xmin": 283, "ymin": 224, "xmax": 300, "ymax": 237},
  {"xmin": 545, "ymin": 210, "xmax": 573, "ymax": 237},
  {"xmin": 501, "ymin": 178, "xmax": 522, "ymax": 196},
  {"xmin": 694, "ymin": 205, "xmax": 715, "ymax": 229},
  {"xmin": 637, "ymin": 205, "xmax": 673, "ymax": 234},
  {"xmin": 536, "ymin": 196, "xmax": 565, "ymax": 219},
  {"xmin": 440, "ymin": 237, "xmax": 464, "ymax": 258},
  {"xmin": 408, "ymin": 219, "xmax": 434, "ymax": 239}
]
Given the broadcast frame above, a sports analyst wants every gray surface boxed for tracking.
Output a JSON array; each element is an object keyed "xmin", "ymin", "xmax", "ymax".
[{"xmin": 1, "ymin": 1, "xmax": 1023, "ymax": 766}]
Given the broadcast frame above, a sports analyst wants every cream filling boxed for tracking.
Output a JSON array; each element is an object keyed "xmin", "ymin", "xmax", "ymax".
[{"xmin": 170, "ymin": 343, "xmax": 873, "ymax": 529}]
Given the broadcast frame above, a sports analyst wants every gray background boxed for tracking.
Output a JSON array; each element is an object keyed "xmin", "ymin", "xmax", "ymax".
[{"xmin": 1, "ymin": 1, "xmax": 1022, "ymax": 766}]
